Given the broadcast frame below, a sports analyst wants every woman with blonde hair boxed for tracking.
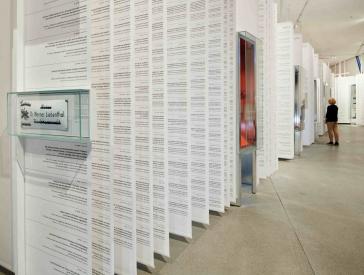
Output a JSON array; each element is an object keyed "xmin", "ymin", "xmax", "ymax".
[{"xmin": 326, "ymin": 98, "xmax": 339, "ymax": 145}]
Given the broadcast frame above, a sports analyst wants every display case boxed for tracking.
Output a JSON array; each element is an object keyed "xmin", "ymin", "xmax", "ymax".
[
  {"xmin": 235, "ymin": 31, "xmax": 262, "ymax": 204},
  {"xmin": 238, "ymin": 31, "xmax": 258, "ymax": 151},
  {"xmin": 7, "ymin": 89, "xmax": 90, "ymax": 141},
  {"xmin": 294, "ymin": 66, "xmax": 303, "ymax": 156}
]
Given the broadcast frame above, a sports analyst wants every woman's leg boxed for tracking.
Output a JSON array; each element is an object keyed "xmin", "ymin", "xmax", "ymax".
[
  {"xmin": 333, "ymin": 123, "xmax": 339, "ymax": 143},
  {"xmin": 327, "ymin": 122, "xmax": 334, "ymax": 142}
]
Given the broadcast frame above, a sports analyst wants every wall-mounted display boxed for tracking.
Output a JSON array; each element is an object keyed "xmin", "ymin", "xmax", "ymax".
[
  {"xmin": 20, "ymin": 99, "xmax": 68, "ymax": 131},
  {"xmin": 7, "ymin": 90, "xmax": 89, "ymax": 141}
]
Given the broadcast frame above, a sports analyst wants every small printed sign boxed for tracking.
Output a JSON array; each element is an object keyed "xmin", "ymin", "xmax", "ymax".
[{"xmin": 20, "ymin": 99, "xmax": 68, "ymax": 131}]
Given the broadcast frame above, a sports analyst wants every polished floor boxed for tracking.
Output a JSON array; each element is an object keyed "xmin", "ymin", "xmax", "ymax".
[{"xmin": 139, "ymin": 125, "xmax": 364, "ymax": 275}]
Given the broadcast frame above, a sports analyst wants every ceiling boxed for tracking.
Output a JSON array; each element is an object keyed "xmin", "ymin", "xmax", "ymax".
[{"xmin": 278, "ymin": 0, "xmax": 364, "ymax": 64}]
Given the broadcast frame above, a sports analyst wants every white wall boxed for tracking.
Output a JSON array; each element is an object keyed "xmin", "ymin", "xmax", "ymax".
[
  {"xmin": 0, "ymin": 0, "xmax": 13, "ymax": 271},
  {"xmin": 331, "ymin": 54, "xmax": 364, "ymax": 77},
  {"xmin": 356, "ymin": 74, "xmax": 364, "ymax": 126},
  {"xmin": 235, "ymin": 0, "xmax": 259, "ymax": 37},
  {"xmin": 256, "ymin": 0, "xmax": 279, "ymax": 177}
]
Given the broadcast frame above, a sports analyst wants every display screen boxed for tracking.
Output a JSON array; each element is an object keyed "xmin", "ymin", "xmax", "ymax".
[{"xmin": 240, "ymin": 37, "xmax": 256, "ymax": 149}]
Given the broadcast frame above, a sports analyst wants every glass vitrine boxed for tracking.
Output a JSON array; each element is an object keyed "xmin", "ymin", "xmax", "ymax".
[
  {"xmin": 7, "ymin": 89, "xmax": 90, "ymax": 142},
  {"xmin": 235, "ymin": 31, "xmax": 262, "ymax": 203}
]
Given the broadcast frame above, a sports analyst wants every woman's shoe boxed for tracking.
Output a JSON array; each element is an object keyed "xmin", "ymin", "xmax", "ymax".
[
  {"xmin": 334, "ymin": 142, "xmax": 339, "ymax": 146},
  {"xmin": 327, "ymin": 142, "xmax": 333, "ymax": 145}
]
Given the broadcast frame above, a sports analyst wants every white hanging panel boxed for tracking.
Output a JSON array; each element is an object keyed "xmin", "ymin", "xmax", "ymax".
[
  {"xmin": 256, "ymin": 0, "xmax": 266, "ymax": 178},
  {"xmin": 207, "ymin": 0, "xmax": 225, "ymax": 213},
  {"xmin": 302, "ymin": 43, "xmax": 315, "ymax": 146},
  {"xmin": 227, "ymin": 0, "xmax": 237, "ymax": 203},
  {"xmin": 133, "ymin": 0, "xmax": 154, "ymax": 267},
  {"xmin": 89, "ymin": 0, "xmax": 115, "ymax": 273},
  {"xmin": 189, "ymin": 0, "xmax": 210, "ymax": 224},
  {"xmin": 113, "ymin": 0, "xmax": 137, "ymax": 273},
  {"xmin": 276, "ymin": 22, "xmax": 295, "ymax": 159},
  {"xmin": 151, "ymin": 0, "xmax": 170, "ymax": 257},
  {"xmin": 23, "ymin": 1, "xmax": 93, "ymax": 274},
  {"xmin": 24, "ymin": 140, "xmax": 92, "ymax": 275},
  {"xmin": 166, "ymin": 0, "xmax": 192, "ymax": 238},
  {"xmin": 222, "ymin": 0, "xmax": 230, "ymax": 207}
]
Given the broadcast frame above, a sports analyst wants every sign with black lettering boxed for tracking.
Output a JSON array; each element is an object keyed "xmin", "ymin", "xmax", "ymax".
[{"xmin": 20, "ymin": 99, "xmax": 68, "ymax": 131}]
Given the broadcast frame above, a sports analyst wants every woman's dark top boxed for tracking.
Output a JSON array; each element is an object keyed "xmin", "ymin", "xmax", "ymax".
[{"xmin": 326, "ymin": 105, "xmax": 338, "ymax": 122}]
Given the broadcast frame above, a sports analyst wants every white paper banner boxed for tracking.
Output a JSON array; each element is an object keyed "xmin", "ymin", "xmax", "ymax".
[
  {"xmin": 189, "ymin": 0, "xmax": 209, "ymax": 224},
  {"xmin": 208, "ymin": 0, "xmax": 225, "ymax": 213},
  {"xmin": 134, "ymin": 0, "xmax": 155, "ymax": 268},
  {"xmin": 113, "ymin": 0, "xmax": 137, "ymax": 273},
  {"xmin": 166, "ymin": 0, "xmax": 192, "ymax": 238},
  {"xmin": 151, "ymin": 0, "xmax": 170, "ymax": 257}
]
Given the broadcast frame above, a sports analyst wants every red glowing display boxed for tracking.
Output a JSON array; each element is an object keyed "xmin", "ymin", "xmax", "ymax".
[{"xmin": 240, "ymin": 37, "xmax": 256, "ymax": 149}]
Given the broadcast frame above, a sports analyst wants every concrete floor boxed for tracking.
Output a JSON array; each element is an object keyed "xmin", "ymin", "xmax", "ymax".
[{"xmin": 139, "ymin": 125, "xmax": 364, "ymax": 275}]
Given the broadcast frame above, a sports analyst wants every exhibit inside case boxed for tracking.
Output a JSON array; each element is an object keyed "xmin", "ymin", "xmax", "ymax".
[
  {"xmin": 7, "ymin": 89, "xmax": 90, "ymax": 141},
  {"xmin": 239, "ymin": 32, "xmax": 257, "ymax": 150}
]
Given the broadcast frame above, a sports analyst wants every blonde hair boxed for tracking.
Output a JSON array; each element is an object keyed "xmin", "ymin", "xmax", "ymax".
[{"xmin": 328, "ymin": 98, "xmax": 336, "ymax": 105}]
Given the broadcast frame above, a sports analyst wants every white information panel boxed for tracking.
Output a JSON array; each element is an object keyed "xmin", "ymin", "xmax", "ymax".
[
  {"xmin": 113, "ymin": 0, "xmax": 137, "ymax": 274},
  {"xmin": 166, "ymin": 0, "xmax": 192, "ymax": 238},
  {"xmin": 302, "ymin": 43, "xmax": 315, "ymax": 146},
  {"xmin": 276, "ymin": 22, "xmax": 294, "ymax": 159},
  {"xmin": 24, "ymin": 0, "xmax": 88, "ymax": 90},
  {"xmin": 151, "ymin": 0, "xmax": 170, "ymax": 257},
  {"xmin": 133, "ymin": 0, "xmax": 154, "ymax": 267},
  {"xmin": 189, "ymin": 0, "xmax": 209, "ymax": 224},
  {"xmin": 223, "ymin": 0, "xmax": 230, "ymax": 208},
  {"xmin": 227, "ymin": 0, "xmax": 237, "ymax": 202},
  {"xmin": 208, "ymin": 0, "xmax": 225, "ymax": 213},
  {"xmin": 17, "ymin": 0, "xmax": 241, "ymax": 274},
  {"xmin": 89, "ymin": 0, "xmax": 114, "ymax": 273},
  {"xmin": 24, "ymin": 140, "xmax": 91, "ymax": 275},
  {"xmin": 23, "ymin": 1, "xmax": 94, "ymax": 275}
]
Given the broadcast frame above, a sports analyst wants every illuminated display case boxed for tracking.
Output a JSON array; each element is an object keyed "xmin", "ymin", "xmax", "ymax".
[
  {"xmin": 238, "ymin": 32, "xmax": 259, "ymax": 151},
  {"xmin": 235, "ymin": 31, "xmax": 262, "ymax": 203}
]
